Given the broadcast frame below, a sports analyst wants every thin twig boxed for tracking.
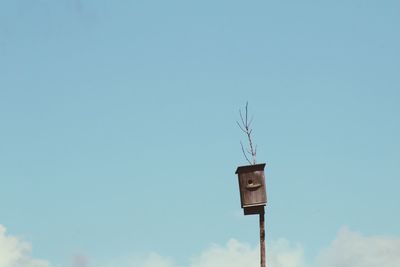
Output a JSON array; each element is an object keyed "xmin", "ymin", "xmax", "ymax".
[
  {"xmin": 236, "ymin": 121, "xmax": 247, "ymax": 133},
  {"xmin": 237, "ymin": 102, "xmax": 257, "ymax": 165},
  {"xmin": 240, "ymin": 141, "xmax": 252, "ymax": 165}
]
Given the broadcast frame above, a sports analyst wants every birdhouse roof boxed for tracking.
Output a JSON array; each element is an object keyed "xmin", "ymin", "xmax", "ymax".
[{"xmin": 235, "ymin": 163, "xmax": 266, "ymax": 174}]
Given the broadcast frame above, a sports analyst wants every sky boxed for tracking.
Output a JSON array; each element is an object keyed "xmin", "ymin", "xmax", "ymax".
[{"xmin": 0, "ymin": 0, "xmax": 400, "ymax": 267}]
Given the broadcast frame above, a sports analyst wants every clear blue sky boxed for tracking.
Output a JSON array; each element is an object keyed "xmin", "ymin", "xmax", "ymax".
[{"xmin": 1, "ymin": 1, "xmax": 399, "ymax": 266}]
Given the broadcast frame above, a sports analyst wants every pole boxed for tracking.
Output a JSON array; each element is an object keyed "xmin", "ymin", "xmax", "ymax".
[{"xmin": 259, "ymin": 207, "xmax": 266, "ymax": 267}]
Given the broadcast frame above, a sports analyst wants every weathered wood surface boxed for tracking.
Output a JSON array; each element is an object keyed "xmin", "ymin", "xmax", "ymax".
[
  {"xmin": 260, "ymin": 209, "xmax": 266, "ymax": 267},
  {"xmin": 237, "ymin": 167, "xmax": 267, "ymax": 208}
]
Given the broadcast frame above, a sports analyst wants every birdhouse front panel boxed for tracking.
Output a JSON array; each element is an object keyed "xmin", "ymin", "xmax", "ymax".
[{"xmin": 236, "ymin": 164, "xmax": 267, "ymax": 208}]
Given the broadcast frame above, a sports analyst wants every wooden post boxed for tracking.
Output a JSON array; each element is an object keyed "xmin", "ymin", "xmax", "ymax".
[
  {"xmin": 235, "ymin": 164, "xmax": 267, "ymax": 267},
  {"xmin": 259, "ymin": 207, "xmax": 266, "ymax": 267}
]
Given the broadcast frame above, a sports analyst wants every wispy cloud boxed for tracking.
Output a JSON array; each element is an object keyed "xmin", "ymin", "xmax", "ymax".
[
  {"xmin": 0, "ymin": 225, "xmax": 50, "ymax": 267},
  {"xmin": 316, "ymin": 227, "xmax": 400, "ymax": 267},
  {"xmin": 191, "ymin": 238, "xmax": 305, "ymax": 267},
  {"xmin": 93, "ymin": 238, "xmax": 305, "ymax": 267},
  {"xmin": 1, "ymin": 224, "xmax": 400, "ymax": 267},
  {"xmin": 90, "ymin": 229, "xmax": 400, "ymax": 267}
]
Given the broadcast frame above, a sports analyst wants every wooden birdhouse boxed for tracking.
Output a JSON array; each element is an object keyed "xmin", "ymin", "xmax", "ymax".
[{"xmin": 235, "ymin": 163, "xmax": 267, "ymax": 215}]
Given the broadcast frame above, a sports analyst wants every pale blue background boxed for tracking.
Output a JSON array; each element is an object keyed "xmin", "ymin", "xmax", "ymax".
[{"xmin": 1, "ymin": 0, "xmax": 399, "ymax": 266}]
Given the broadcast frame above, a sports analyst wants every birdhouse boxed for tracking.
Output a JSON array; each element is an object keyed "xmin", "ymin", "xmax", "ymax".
[{"xmin": 235, "ymin": 163, "xmax": 267, "ymax": 215}]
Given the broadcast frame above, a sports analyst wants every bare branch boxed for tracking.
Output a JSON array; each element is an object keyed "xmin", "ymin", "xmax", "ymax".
[
  {"xmin": 240, "ymin": 141, "xmax": 252, "ymax": 165},
  {"xmin": 236, "ymin": 121, "xmax": 247, "ymax": 133},
  {"xmin": 237, "ymin": 102, "xmax": 257, "ymax": 165},
  {"xmin": 239, "ymin": 110, "xmax": 246, "ymax": 129},
  {"xmin": 245, "ymin": 102, "xmax": 248, "ymax": 127},
  {"xmin": 248, "ymin": 116, "xmax": 254, "ymax": 128}
]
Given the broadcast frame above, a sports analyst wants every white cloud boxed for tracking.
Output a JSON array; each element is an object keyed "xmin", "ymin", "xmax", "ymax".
[
  {"xmin": 269, "ymin": 239, "xmax": 306, "ymax": 267},
  {"xmin": 0, "ymin": 225, "xmax": 50, "ymax": 267},
  {"xmin": 316, "ymin": 227, "xmax": 400, "ymax": 267},
  {"xmin": 132, "ymin": 229, "xmax": 400, "ymax": 267},
  {"xmin": 2, "ymin": 224, "xmax": 400, "ymax": 267},
  {"xmin": 190, "ymin": 239, "xmax": 259, "ymax": 267},
  {"xmin": 95, "ymin": 238, "xmax": 304, "ymax": 267},
  {"xmin": 191, "ymin": 238, "xmax": 305, "ymax": 267}
]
